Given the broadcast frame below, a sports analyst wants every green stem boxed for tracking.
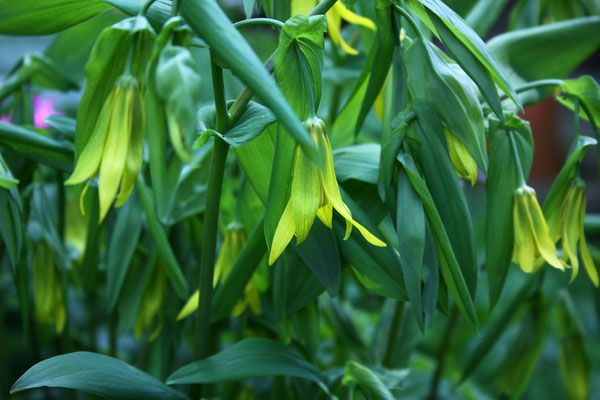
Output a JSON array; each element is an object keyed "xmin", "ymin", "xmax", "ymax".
[
  {"xmin": 309, "ymin": 0, "xmax": 337, "ymax": 16},
  {"xmin": 427, "ymin": 307, "xmax": 459, "ymax": 400},
  {"xmin": 234, "ymin": 18, "xmax": 284, "ymax": 30},
  {"xmin": 508, "ymin": 131, "xmax": 527, "ymax": 187},
  {"xmin": 328, "ymin": 84, "xmax": 342, "ymax": 125},
  {"xmin": 191, "ymin": 53, "xmax": 230, "ymax": 399},
  {"xmin": 500, "ymin": 79, "xmax": 564, "ymax": 101},
  {"xmin": 139, "ymin": 0, "xmax": 158, "ymax": 16}
]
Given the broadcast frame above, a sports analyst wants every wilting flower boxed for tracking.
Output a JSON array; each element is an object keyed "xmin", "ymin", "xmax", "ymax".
[
  {"xmin": 512, "ymin": 185, "xmax": 565, "ymax": 273},
  {"xmin": 291, "ymin": 0, "xmax": 375, "ymax": 55},
  {"xmin": 269, "ymin": 117, "xmax": 386, "ymax": 265},
  {"xmin": 178, "ymin": 223, "xmax": 261, "ymax": 320},
  {"xmin": 33, "ymin": 242, "xmax": 66, "ymax": 334},
  {"xmin": 65, "ymin": 75, "xmax": 145, "ymax": 222},
  {"xmin": 444, "ymin": 128, "xmax": 478, "ymax": 186},
  {"xmin": 545, "ymin": 178, "xmax": 598, "ymax": 286}
]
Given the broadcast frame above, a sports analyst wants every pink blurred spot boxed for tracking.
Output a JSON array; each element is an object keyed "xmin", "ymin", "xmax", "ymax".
[
  {"xmin": 0, "ymin": 114, "xmax": 10, "ymax": 123},
  {"xmin": 33, "ymin": 94, "xmax": 64, "ymax": 128}
]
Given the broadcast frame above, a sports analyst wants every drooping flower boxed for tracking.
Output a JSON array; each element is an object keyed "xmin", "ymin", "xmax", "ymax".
[
  {"xmin": 33, "ymin": 242, "xmax": 66, "ymax": 334},
  {"xmin": 512, "ymin": 185, "xmax": 565, "ymax": 273},
  {"xmin": 545, "ymin": 178, "xmax": 598, "ymax": 286},
  {"xmin": 177, "ymin": 223, "xmax": 262, "ymax": 320},
  {"xmin": 269, "ymin": 118, "xmax": 386, "ymax": 265},
  {"xmin": 444, "ymin": 127, "xmax": 478, "ymax": 186},
  {"xmin": 65, "ymin": 75, "xmax": 145, "ymax": 223},
  {"xmin": 291, "ymin": 0, "xmax": 375, "ymax": 55}
]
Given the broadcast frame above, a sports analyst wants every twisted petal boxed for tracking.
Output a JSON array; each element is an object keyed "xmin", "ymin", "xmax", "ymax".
[
  {"xmin": 98, "ymin": 86, "xmax": 132, "ymax": 222},
  {"xmin": 269, "ymin": 200, "xmax": 296, "ymax": 265},
  {"xmin": 333, "ymin": 1, "xmax": 376, "ymax": 30},
  {"xmin": 325, "ymin": 12, "xmax": 358, "ymax": 55},
  {"xmin": 525, "ymin": 189, "xmax": 565, "ymax": 271},
  {"xmin": 562, "ymin": 187, "xmax": 582, "ymax": 281},
  {"xmin": 578, "ymin": 195, "xmax": 599, "ymax": 286},
  {"xmin": 320, "ymin": 134, "xmax": 385, "ymax": 246}
]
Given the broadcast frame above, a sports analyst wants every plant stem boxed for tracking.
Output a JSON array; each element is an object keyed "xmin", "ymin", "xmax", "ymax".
[
  {"xmin": 309, "ymin": 0, "xmax": 337, "ymax": 16},
  {"xmin": 234, "ymin": 18, "xmax": 284, "ymax": 30},
  {"xmin": 191, "ymin": 53, "xmax": 230, "ymax": 399},
  {"xmin": 499, "ymin": 79, "xmax": 564, "ymax": 101},
  {"xmin": 427, "ymin": 307, "xmax": 458, "ymax": 400}
]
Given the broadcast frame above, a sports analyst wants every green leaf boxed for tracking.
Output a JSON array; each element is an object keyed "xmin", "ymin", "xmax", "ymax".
[
  {"xmin": 406, "ymin": 0, "xmax": 521, "ymax": 110},
  {"xmin": 397, "ymin": 153, "xmax": 478, "ymax": 331},
  {"xmin": 486, "ymin": 113, "xmax": 534, "ymax": 306},
  {"xmin": 558, "ymin": 75, "xmax": 600, "ymax": 127},
  {"xmin": 0, "ymin": 188, "xmax": 22, "ymax": 269},
  {"xmin": 167, "ymin": 338, "xmax": 330, "ymax": 395},
  {"xmin": 465, "ymin": 0, "xmax": 510, "ymax": 37},
  {"xmin": 412, "ymin": 105, "xmax": 478, "ymax": 297},
  {"xmin": 136, "ymin": 180, "xmax": 188, "ymax": 299},
  {"xmin": 0, "ymin": 122, "xmax": 73, "ymax": 172},
  {"xmin": 487, "ymin": 17, "xmax": 600, "ymax": 105},
  {"xmin": 106, "ymin": 193, "xmax": 143, "ymax": 311},
  {"xmin": 396, "ymin": 168, "xmax": 425, "ymax": 330},
  {"xmin": 11, "ymin": 352, "xmax": 188, "ymax": 400},
  {"xmin": 179, "ymin": 1, "xmax": 318, "ymax": 160},
  {"xmin": 333, "ymin": 143, "xmax": 380, "ymax": 184},
  {"xmin": 0, "ymin": 152, "xmax": 19, "ymax": 189},
  {"xmin": 0, "ymin": 0, "xmax": 112, "ymax": 35},
  {"xmin": 295, "ymin": 221, "xmax": 341, "ymax": 296},
  {"xmin": 405, "ymin": 39, "xmax": 488, "ymax": 173},
  {"xmin": 195, "ymin": 101, "xmax": 276, "ymax": 148},
  {"xmin": 343, "ymin": 361, "xmax": 395, "ymax": 400}
]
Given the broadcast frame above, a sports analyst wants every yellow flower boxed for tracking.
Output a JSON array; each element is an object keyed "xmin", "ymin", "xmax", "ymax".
[
  {"xmin": 33, "ymin": 242, "xmax": 66, "ymax": 334},
  {"xmin": 546, "ymin": 178, "xmax": 598, "ymax": 286},
  {"xmin": 291, "ymin": 0, "xmax": 375, "ymax": 55},
  {"xmin": 512, "ymin": 185, "xmax": 565, "ymax": 273},
  {"xmin": 444, "ymin": 128, "xmax": 478, "ymax": 186},
  {"xmin": 65, "ymin": 75, "xmax": 145, "ymax": 223},
  {"xmin": 177, "ymin": 223, "xmax": 261, "ymax": 320},
  {"xmin": 269, "ymin": 118, "xmax": 386, "ymax": 265}
]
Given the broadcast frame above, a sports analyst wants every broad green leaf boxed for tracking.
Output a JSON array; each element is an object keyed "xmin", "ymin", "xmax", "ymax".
[
  {"xmin": 0, "ymin": 0, "xmax": 111, "ymax": 35},
  {"xmin": 396, "ymin": 168, "xmax": 425, "ymax": 330},
  {"xmin": 333, "ymin": 143, "xmax": 380, "ymax": 184},
  {"xmin": 235, "ymin": 125, "xmax": 276, "ymax": 204},
  {"xmin": 264, "ymin": 14, "xmax": 327, "ymax": 253},
  {"xmin": 180, "ymin": 1, "xmax": 318, "ymax": 159},
  {"xmin": 136, "ymin": 180, "xmax": 188, "ymax": 299},
  {"xmin": 558, "ymin": 75, "xmax": 600, "ymax": 127},
  {"xmin": 406, "ymin": 0, "xmax": 521, "ymax": 109},
  {"xmin": 283, "ymin": 251, "xmax": 326, "ymax": 315},
  {"xmin": 195, "ymin": 101, "xmax": 276, "ymax": 148},
  {"xmin": 487, "ymin": 17, "xmax": 600, "ymax": 105},
  {"xmin": 405, "ymin": 39, "xmax": 488, "ymax": 173},
  {"xmin": 11, "ymin": 352, "xmax": 188, "ymax": 400},
  {"xmin": 103, "ymin": 0, "xmax": 171, "ymax": 27},
  {"xmin": 397, "ymin": 153, "xmax": 478, "ymax": 330},
  {"xmin": 331, "ymin": 77, "xmax": 369, "ymax": 149},
  {"xmin": 295, "ymin": 221, "xmax": 341, "ymax": 296},
  {"xmin": 337, "ymin": 189, "xmax": 407, "ymax": 301},
  {"xmin": 412, "ymin": 106, "xmax": 478, "ymax": 297},
  {"xmin": 106, "ymin": 193, "xmax": 143, "ymax": 311},
  {"xmin": 30, "ymin": 184, "xmax": 69, "ymax": 268},
  {"xmin": 167, "ymin": 338, "xmax": 330, "ymax": 395},
  {"xmin": 0, "ymin": 121, "xmax": 73, "ymax": 172},
  {"xmin": 486, "ymin": 113, "xmax": 534, "ymax": 306},
  {"xmin": 342, "ymin": 361, "xmax": 395, "ymax": 400}
]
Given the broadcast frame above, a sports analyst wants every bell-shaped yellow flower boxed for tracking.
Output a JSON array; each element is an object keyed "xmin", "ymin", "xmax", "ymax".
[
  {"xmin": 512, "ymin": 185, "xmax": 565, "ymax": 273},
  {"xmin": 33, "ymin": 242, "xmax": 66, "ymax": 334},
  {"xmin": 291, "ymin": 0, "xmax": 375, "ymax": 55},
  {"xmin": 269, "ymin": 118, "xmax": 386, "ymax": 265},
  {"xmin": 177, "ymin": 223, "xmax": 261, "ymax": 320},
  {"xmin": 444, "ymin": 128, "xmax": 478, "ymax": 186},
  {"xmin": 65, "ymin": 75, "xmax": 145, "ymax": 223},
  {"xmin": 546, "ymin": 178, "xmax": 598, "ymax": 286}
]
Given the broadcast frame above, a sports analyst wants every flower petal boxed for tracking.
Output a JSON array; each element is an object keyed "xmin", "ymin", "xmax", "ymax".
[
  {"xmin": 65, "ymin": 91, "xmax": 116, "ymax": 186},
  {"xmin": 98, "ymin": 86, "xmax": 132, "ymax": 222},
  {"xmin": 562, "ymin": 187, "xmax": 582, "ymax": 281},
  {"xmin": 177, "ymin": 289, "xmax": 199, "ymax": 320},
  {"xmin": 317, "ymin": 203, "xmax": 333, "ymax": 228},
  {"xmin": 512, "ymin": 192, "xmax": 536, "ymax": 273},
  {"xmin": 333, "ymin": 1, "xmax": 376, "ymax": 30},
  {"xmin": 269, "ymin": 200, "xmax": 296, "ymax": 265},
  {"xmin": 578, "ymin": 195, "xmax": 599, "ymax": 287},
  {"xmin": 291, "ymin": 146, "xmax": 321, "ymax": 243},
  {"xmin": 326, "ymin": 12, "xmax": 358, "ymax": 55}
]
